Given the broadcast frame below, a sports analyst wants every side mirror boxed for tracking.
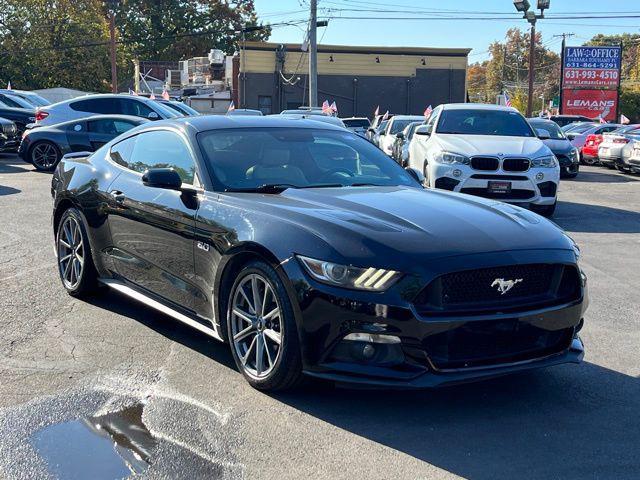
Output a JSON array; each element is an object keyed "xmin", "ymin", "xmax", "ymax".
[
  {"xmin": 535, "ymin": 128, "xmax": 551, "ymax": 140},
  {"xmin": 147, "ymin": 111, "xmax": 159, "ymax": 120},
  {"xmin": 405, "ymin": 167, "xmax": 425, "ymax": 184},
  {"xmin": 396, "ymin": 132, "xmax": 405, "ymax": 140},
  {"xmin": 142, "ymin": 168, "xmax": 182, "ymax": 190},
  {"xmin": 414, "ymin": 125, "xmax": 431, "ymax": 136}
]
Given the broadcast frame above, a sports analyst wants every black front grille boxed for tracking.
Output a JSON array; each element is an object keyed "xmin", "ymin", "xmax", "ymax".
[
  {"xmin": 460, "ymin": 187, "xmax": 535, "ymax": 200},
  {"xmin": 414, "ymin": 263, "xmax": 581, "ymax": 315},
  {"xmin": 422, "ymin": 319, "xmax": 574, "ymax": 370},
  {"xmin": 471, "ymin": 157, "xmax": 499, "ymax": 170},
  {"xmin": 435, "ymin": 177, "xmax": 460, "ymax": 191},
  {"xmin": 503, "ymin": 158, "xmax": 530, "ymax": 172}
]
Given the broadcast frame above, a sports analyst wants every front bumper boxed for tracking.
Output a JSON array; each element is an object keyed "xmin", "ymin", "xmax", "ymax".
[
  {"xmin": 281, "ymin": 250, "xmax": 587, "ymax": 388},
  {"xmin": 430, "ymin": 163, "xmax": 559, "ymax": 206}
]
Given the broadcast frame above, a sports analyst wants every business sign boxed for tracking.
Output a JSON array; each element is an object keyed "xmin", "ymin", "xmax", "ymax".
[
  {"xmin": 562, "ymin": 89, "xmax": 618, "ymax": 122},
  {"xmin": 563, "ymin": 46, "xmax": 621, "ymax": 89}
]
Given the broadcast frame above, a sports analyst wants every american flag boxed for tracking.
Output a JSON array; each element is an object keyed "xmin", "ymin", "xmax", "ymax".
[
  {"xmin": 423, "ymin": 105, "xmax": 433, "ymax": 118},
  {"xmin": 382, "ymin": 110, "xmax": 389, "ymax": 121},
  {"xmin": 161, "ymin": 89, "xmax": 170, "ymax": 100},
  {"xmin": 322, "ymin": 100, "xmax": 332, "ymax": 115},
  {"xmin": 149, "ymin": 92, "xmax": 156, "ymax": 100},
  {"xmin": 504, "ymin": 91, "xmax": 512, "ymax": 107},
  {"xmin": 330, "ymin": 101, "xmax": 338, "ymax": 114}
]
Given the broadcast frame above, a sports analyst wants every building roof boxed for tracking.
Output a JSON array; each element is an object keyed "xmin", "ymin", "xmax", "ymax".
[{"xmin": 243, "ymin": 41, "xmax": 471, "ymax": 57}]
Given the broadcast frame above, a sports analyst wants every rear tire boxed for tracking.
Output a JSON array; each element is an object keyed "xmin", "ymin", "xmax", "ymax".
[
  {"xmin": 226, "ymin": 260, "xmax": 304, "ymax": 391},
  {"xmin": 30, "ymin": 141, "xmax": 61, "ymax": 172},
  {"xmin": 56, "ymin": 208, "xmax": 99, "ymax": 297}
]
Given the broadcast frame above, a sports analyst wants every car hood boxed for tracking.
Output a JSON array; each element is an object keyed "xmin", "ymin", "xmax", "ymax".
[
  {"xmin": 434, "ymin": 134, "xmax": 549, "ymax": 158},
  {"xmin": 542, "ymin": 138, "xmax": 574, "ymax": 154},
  {"xmin": 227, "ymin": 186, "xmax": 572, "ymax": 270}
]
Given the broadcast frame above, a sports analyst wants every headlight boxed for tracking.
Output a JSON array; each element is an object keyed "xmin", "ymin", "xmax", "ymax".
[
  {"xmin": 531, "ymin": 154, "xmax": 558, "ymax": 168},
  {"xmin": 434, "ymin": 151, "xmax": 470, "ymax": 165},
  {"xmin": 571, "ymin": 148, "xmax": 580, "ymax": 161},
  {"xmin": 297, "ymin": 255, "xmax": 402, "ymax": 292}
]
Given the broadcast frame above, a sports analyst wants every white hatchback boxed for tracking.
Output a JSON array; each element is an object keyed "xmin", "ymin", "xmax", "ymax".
[{"xmin": 408, "ymin": 104, "xmax": 560, "ymax": 216}]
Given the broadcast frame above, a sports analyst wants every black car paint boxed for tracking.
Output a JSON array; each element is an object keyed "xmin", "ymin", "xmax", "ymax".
[
  {"xmin": 0, "ymin": 117, "xmax": 20, "ymax": 152},
  {"xmin": 51, "ymin": 116, "xmax": 587, "ymax": 387},
  {"xmin": 0, "ymin": 105, "xmax": 35, "ymax": 136},
  {"xmin": 19, "ymin": 116, "xmax": 148, "ymax": 164}
]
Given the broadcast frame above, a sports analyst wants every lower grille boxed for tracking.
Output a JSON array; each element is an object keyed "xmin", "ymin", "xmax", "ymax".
[
  {"xmin": 460, "ymin": 187, "xmax": 535, "ymax": 200},
  {"xmin": 423, "ymin": 320, "xmax": 574, "ymax": 370},
  {"xmin": 414, "ymin": 263, "xmax": 581, "ymax": 315},
  {"xmin": 471, "ymin": 157, "xmax": 499, "ymax": 171},
  {"xmin": 435, "ymin": 177, "xmax": 460, "ymax": 191},
  {"xmin": 503, "ymin": 158, "xmax": 530, "ymax": 172},
  {"xmin": 537, "ymin": 181, "xmax": 557, "ymax": 197}
]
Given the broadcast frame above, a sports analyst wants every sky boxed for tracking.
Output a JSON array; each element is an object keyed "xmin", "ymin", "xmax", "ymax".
[{"xmin": 253, "ymin": 0, "xmax": 640, "ymax": 62}]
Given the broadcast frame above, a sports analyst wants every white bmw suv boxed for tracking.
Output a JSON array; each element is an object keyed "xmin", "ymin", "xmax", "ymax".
[{"xmin": 408, "ymin": 104, "xmax": 560, "ymax": 216}]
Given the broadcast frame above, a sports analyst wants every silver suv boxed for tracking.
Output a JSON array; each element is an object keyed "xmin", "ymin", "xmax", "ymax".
[{"xmin": 35, "ymin": 94, "xmax": 180, "ymax": 127}]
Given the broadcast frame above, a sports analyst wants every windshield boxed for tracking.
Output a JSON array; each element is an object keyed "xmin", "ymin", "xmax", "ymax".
[
  {"xmin": 566, "ymin": 123, "xmax": 597, "ymax": 134},
  {"xmin": 377, "ymin": 120, "xmax": 388, "ymax": 132},
  {"xmin": 390, "ymin": 119, "xmax": 421, "ymax": 134},
  {"xmin": 436, "ymin": 109, "xmax": 534, "ymax": 137},
  {"xmin": 197, "ymin": 127, "xmax": 419, "ymax": 191},
  {"xmin": 343, "ymin": 118, "xmax": 370, "ymax": 128},
  {"xmin": 20, "ymin": 93, "xmax": 50, "ymax": 107},
  {"xmin": 612, "ymin": 125, "xmax": 639, "ymax": 135},
  {"xmin": 1, "ymin": 94, "xmax": 33, "ymax": 109},
  {"xmin": 152, "ymin": 101, "xmax": 181, "ymax": 118},
  {"xmin": 531, "ymin": 121, "xmax": 566, "ymax": 140}
]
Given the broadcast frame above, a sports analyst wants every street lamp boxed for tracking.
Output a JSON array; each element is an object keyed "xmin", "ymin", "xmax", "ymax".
[{"xmin": 513, "ymin": 0, "xmax": 551, "ymax": 117}]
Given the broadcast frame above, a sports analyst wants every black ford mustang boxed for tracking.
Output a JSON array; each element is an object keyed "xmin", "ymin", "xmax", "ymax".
[{"xmin": 51, "ymin": 116, "xmax": 588, "ymax": 391}]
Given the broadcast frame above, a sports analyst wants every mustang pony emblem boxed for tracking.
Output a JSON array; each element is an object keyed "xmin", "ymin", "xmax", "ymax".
[{"xmin": 491, "ymin": 278, "xmax": 523, "ymax": 295}]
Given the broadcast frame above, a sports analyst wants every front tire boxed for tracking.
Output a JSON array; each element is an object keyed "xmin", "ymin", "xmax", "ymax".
[
  {"xmin": 226, "ymin": 260, "xmax": 304, "ymax": 391},
  {"xmin": 56, "ymin": 208, "xmax": 98, "ymax": 297},
  {"xmin": 30, "ymin": 141, "xmax": 61, "ymax": 172}
]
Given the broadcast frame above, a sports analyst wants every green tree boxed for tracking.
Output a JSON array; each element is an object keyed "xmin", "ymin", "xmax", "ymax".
[
  {"xmin": 468, "ymin": 28, "xmax": 560, "ymax": 114},
  {"xmin": 0, "ymin": 0, "xmax": 270, "ymax": 91}
]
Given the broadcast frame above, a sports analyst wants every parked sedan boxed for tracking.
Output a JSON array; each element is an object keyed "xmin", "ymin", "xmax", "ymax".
[
  {"xmin": 0, "ymin": 105, "xmax": 35, "ymax": 136},
  {"xmin": 597, "ymin": 125, "xmax": 640, "ymax": 170},
  {"xmin": 51, "ymin": 115, "xmax": 587, "ymax": 391},
  {"xmin": 19, "ymin": 115, "xmax": 148, "ymax": 171},
  {"xmin": 0, "ymin": 117, "xmax": 20, "ymax": 153},
  {"xmin": 529, "ymin": 118, "xmax": 580, "ymax": 178},
  {"xmin": 566, "ymin": 123, "xmax": 621, "ymax": 164},
  {"xmin": 0, "ymin": 89, "xmax": 51, "ymax": 107},
  {"xmin": 342, "ymin": 117, "xmax": 371, "ymax": 137},
  {"xmin": 35, "ymin": 94, "xmax": 179, "ymax": 127},
  {"xmin": 378, "ymin": 115, "xmax": 424, "ymax": 157},
  {"xmin": 391, "ymin": 121, "xmax": 422, "ymax": 166}
]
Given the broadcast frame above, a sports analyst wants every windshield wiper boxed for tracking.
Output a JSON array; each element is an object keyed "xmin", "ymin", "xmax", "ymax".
[
  {"xmin": 298, "ymin": 183, "xmax": 343, "ymax": 189},
  {"xmin": 224, "ymin": 184, "xmax": 299, "ymax": 193},
  {"xmin": 350, "ymin": 182, "xmax": 384, "ymax": 187}
]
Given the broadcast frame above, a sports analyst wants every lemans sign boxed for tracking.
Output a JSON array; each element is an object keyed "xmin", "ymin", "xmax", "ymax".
[
  {"xmin": 562, "ymin": 89, "xmax": 618, "ymax": 122},
  {"xmin": 563, "ymin": 46, "xmax": 622, "ymax": 89}
]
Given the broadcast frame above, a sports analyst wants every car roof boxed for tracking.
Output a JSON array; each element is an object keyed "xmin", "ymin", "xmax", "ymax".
[
  {"xmin": 441, "ymin": 103, "xmax": 519, "ymax": 112},
  {"xmin": 154, "ymin": 114, "xmax": 348, "ymax": 132},
  {"xmin": 42, "ymin": 114, "xmax": 149, "ymax": 128},
  {"xmin": 390, "ymin": 115, "xmax": 424, "ymax": 121},
  {"xmin": 45, "ymin": 93, "xmax": 154, "ymax": 108}
]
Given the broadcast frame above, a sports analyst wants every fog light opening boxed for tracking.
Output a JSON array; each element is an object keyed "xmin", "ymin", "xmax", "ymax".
[{"xmin": 343, "ymin": 333, "xmax": 401, "ymax": 344}]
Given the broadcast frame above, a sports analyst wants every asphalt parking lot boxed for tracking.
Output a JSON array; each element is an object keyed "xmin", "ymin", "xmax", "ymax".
[{"xmin": 0, "ymin": 153, "xmax": 639, "ymax": 479}]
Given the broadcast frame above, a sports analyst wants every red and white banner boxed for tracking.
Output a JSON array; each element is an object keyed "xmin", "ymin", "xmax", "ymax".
[{"xmin": 562, "ymin": 89, "xmax": 618, "ymax": 122}]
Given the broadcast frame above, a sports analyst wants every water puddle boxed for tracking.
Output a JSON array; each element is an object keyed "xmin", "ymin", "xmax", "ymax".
[{"xmin": 31, "ymin": 404, "xmax": 156, "ymax": 479}]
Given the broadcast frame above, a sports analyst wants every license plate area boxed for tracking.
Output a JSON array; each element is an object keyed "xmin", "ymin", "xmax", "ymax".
[{"xmin": 488, "ymin": 181, "xmax": 512, "ymax": 194}]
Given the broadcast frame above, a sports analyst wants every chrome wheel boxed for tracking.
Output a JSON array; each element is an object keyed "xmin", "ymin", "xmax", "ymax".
[
  {"xmin": 31, "ymin": 142, "xmax": 58, "ymax": 170},
  {"xmin": 230, "ymin": 273, "xmax": 282, "ymax": 379},
  {"xmin": 57, "ymin": 216, "xmax": 85, "ymax": 290}
]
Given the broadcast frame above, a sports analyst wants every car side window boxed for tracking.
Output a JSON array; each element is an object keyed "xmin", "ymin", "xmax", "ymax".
[
  {"xmin": 71, "ymin": 98, "xmax": 118, "ymax": 114},
  {"xmin": 110, "ymin": 136, "xmax": 136, "ymax": 168},
  {"xmin": 88, "ymin": 119, "xmax": 137, "ymax": 135},
  {"xmin": 117, "ymin": 99, "xmax": 155, "ymax": 119},
  {"xmin": 129, "ymin": 130, "xmax": 196, "ymax": 184},
  {"xmin": 425, "ymin": 106, "xmax": 441, "ymax": 133}
]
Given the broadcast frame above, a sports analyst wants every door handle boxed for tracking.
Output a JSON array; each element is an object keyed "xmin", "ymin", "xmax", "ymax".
[{"xmin": 110, "ymin": 190, "xmax": 126, "ymax": 204}]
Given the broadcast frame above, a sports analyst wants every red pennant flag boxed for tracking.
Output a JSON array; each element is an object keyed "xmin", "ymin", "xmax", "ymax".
[
  {"xmin": 374, "ymin": 106, "xmax": 379, "ymax": 117},
  {"xmin": 382, "ymin": 110, "xmax": 389, "ymax": 121},
  {"xmin": 227, "ymin": 101, "xmax": 235, "ymax": 112},
  {"xmin": 7, "ymin": 81, "xmax": 11, "ymax": 90},
  {"xmin": 330, "ymin": 101, "xmax": 337, "ymax": 114}
]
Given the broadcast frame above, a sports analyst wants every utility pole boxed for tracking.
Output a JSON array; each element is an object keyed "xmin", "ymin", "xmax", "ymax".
[
  {"xmin": 555, "ymin": 33, "xmax": 574, "ymax": 115},
  {"xmin": 527, "ymin": 22, "xmax": 536, "ymax": 117},
  {"xmin": 309, "ymin": 0, "xmax": 318, "ymax": 107},
  {"xmin": 108, "ymin": 7, "xmax": 118, "ymax": 93}
]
